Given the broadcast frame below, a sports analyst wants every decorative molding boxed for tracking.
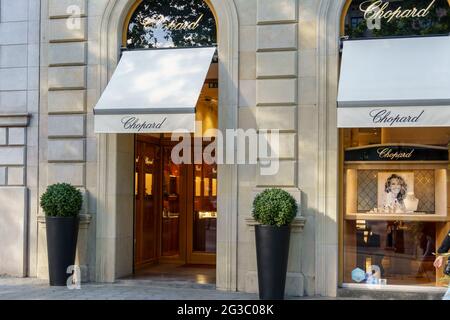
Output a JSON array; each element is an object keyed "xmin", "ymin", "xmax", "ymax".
[
  {"xmin": 0, "ymin": 114, "xmax": 31, "ymax": 127},
  {"xmin": 314, "ymin": 0, "xmax": 346, "ymax": 297},
  {"xmin": 96, "ymin": 0, "xmax": 240, "ymax": 291},
  {"xmin": 245, "ymin": 217, "xmax": 306, "ymax": 233},
  {"xmin": 37, "ymin": 214, "xmax": 92, "ymax": 227}
]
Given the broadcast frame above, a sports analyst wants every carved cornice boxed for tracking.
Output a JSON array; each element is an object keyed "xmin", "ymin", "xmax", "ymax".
[
  {"xmin": 37, "ymin": 214, "xmax": 92, "ymax": 227},
  {"xmin": 0, "ymin": 114, "xmax": 30, "ymax": 127},
  {"xmin": 245, "ymin": 217, "xmax": 306, "ymax": 233}
]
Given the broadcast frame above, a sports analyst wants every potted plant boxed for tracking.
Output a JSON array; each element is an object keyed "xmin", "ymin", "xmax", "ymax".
[
  {"xmin": 40, "ymin": 183, "xmax": 83, "ymax": 286},
  {"xmin": 252, "ymin": 188, "xmax": 297, "ymax": 300}
]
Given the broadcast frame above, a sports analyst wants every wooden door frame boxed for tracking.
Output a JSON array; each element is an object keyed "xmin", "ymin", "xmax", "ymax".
[
  {"xmin": 133, "ymin": 136, "xmax": 217, "ymax": 268},
  {"xmin": 157, "ymin": 139, "xmax": 188, "ymax": 265},
  {"xmin": 186, "ymin": 164, "xmax": 216, "ymax": 265},
  {"xmin": 186, "ymin": 137, "xmax": 217, "ymax": 265},
  {"xmin": 134, "ymin": 135, "xmax": 163, "ymax": 271}
]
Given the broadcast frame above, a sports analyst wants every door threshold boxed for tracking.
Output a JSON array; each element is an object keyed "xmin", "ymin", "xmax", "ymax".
[{"xmin": 117, "ymin": 278, "xmax": 216, "ymax": 290}]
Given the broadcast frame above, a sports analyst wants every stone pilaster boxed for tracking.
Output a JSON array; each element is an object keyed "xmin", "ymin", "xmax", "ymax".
[
  {"xmin": 37, "ymin": 0, "xmax": 90, "ymax": 281},
  {"xmin": 236, "ymin": 0, "xmax": 305, "ymax": 297}
]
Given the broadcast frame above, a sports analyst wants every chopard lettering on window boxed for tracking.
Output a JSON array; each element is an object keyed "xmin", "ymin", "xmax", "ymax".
[
  {"xmin": 121, "ymin": 116, "xmax": 167, "ymax": 131},
  {"xmin": 360, "ymin": 0, "xmax": 436, "ymax": 23},
  {"xmin": 377, "ymin": 148, "xmax": 415, "ymax": 160},
  {"xmin": 369, "ymin": 109, "xmax": 425, "ymax": 126},
  {"xmin": 138, "ymin": 14, "xmax": 204, "ymax": 31}
]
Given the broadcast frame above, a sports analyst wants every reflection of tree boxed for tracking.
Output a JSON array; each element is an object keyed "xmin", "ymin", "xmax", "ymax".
[
  {"xmin": 345, "ymin": 0, "xmax": 450, "ymax": 39},
  {"xmin": 127, "ymin": 0, "xmax": 216, "ymax": 48}
]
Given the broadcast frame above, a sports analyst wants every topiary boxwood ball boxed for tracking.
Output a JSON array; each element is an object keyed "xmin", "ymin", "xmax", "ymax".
[
  {"xmin": 252, "ymin": 188, "xmax": 297, "ymax": 227},
  {"xmin": 40, "ymin": 183, "xmax": 83, "ymax": 217}
]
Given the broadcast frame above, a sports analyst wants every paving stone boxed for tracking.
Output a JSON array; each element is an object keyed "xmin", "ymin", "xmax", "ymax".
[{"xmin": 0, "ymin": 277, "xmax": 357, "ymax": 300}]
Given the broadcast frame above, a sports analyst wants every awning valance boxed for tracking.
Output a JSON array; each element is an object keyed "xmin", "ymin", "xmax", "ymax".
[
  {"xmin": 94, "ymin": 47, "xmax": 216, "ymax": 133},
  {"xmin": 337, "ymin": 36, "xmax": 450, "ymax": 128}
]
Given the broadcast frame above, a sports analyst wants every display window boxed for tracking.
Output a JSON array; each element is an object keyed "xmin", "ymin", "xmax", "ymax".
[
  {"xmin": 124, "ymin": 0, "xmax": 219, "ymax": 269},
  {"xmin": 339, "ymin": 0, "xmax": 450, "ymax": 288},
  {"xmin": 342, "ymin": 128, "xmax": 450, "ymax": 286}
]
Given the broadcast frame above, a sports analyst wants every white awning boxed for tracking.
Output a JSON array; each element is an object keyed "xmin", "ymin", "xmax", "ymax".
[
  {"xmin": 337, "ymin": 36, "xmax": 450, "ymax": 128},
  {"xmin": 94, "ymin": 47, "xmax": 216, "ymax": 133}
]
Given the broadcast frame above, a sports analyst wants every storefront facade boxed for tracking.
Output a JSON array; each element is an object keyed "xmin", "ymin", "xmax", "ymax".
[{"xmin": 0, "ymin": 0, "xmax": 449, "ymax": 298}]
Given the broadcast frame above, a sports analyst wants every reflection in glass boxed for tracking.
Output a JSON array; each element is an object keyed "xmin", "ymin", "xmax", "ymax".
[
  {"xmin": 135, "ymin": 172, "xmax": 139, "ymax": 196},
  {"xmin": 126, "ymin": 0, "xmax": 217, "ymax": 49},
  {"xmin": 344, "ymin": 0, "xmax": 450, "ymax": 39},
  {"xmin": 145, "ymin": 173, "xmax": 153, "ymax": 195},
  {"xmin": 193, "ymin": 162, "xmax": 217, "ymax": 253},
  {"xmin": 162, "ymin": 147, "xmax": 181, "ymax": 257},
  {"xmin": 344, "ymin": 220, "xmax": 437, "ymax": 285},
  {"xmin": 135, "ymin": 142, "xmax": 159, "ymax": 266},
  {"xmin": 342, "ymin": 127, "xmax": 450, "ymax": 287}
]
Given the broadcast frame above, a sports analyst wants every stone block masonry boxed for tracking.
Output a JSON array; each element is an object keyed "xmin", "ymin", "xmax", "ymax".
[{"xmin": 37, "ymin": 0, "xmax": 91, "ymax": 282}]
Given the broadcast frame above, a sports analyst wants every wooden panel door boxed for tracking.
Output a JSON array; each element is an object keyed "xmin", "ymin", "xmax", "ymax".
[
  {"xmin": 159, "ymin": 144, "xmax": 188, "ymax": 264},
  {"xmin": 134, "ymin": 137, "xmax": 217, "ymax": 267},
  {"xmin": 134, "ymin": 138, "xmax": 161, "ymax": 270}
]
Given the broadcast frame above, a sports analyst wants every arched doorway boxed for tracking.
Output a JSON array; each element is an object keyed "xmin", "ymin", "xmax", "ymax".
[
  {"xmin": 120, "ymin": 0, "xmax": 218, "ymax": 283},
  {"xmin": 95, "ymin": 0, "xmax": 239, "ymax": 291}
]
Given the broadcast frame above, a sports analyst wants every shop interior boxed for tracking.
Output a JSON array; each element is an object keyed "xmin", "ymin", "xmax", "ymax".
[
  {"xmin": 130, "ymin": 62, "xmax": 218, "ymax": 284},
  {"xmin": 342, "ymin": 127, "xmax": 450, "ymax": 286},
  {"xmin": 340, "ymin": 0, "xmax": 450, "ymax": 287}
]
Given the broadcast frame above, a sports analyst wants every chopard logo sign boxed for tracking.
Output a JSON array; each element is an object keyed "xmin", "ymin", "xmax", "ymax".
[
  {"xmin": 121, "ymin": 116, "xmax": 167, "ymax": 132},
  {"xmin": 359, "ymin": 0, "xmax": 436, "ymax": 23},
  {"xmin": 138, "ymin": 14, "xmax": 204, "ymax": 31},
  {"xmin": 369, "ymin": 109, "xmax": 425, "ymax": 126},
  {"xmin": 377, "ymin": 147, "xmax": 415, "ymax": 160}
]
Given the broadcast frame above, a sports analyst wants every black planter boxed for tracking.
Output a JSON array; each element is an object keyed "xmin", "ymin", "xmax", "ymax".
[
  {"xmin": 255, "ymin": 225, "xmax": 290, "ymax": 300},
  {"xmin": 45, "ymin": 216, "xmax": 79, "ymax": 286}
]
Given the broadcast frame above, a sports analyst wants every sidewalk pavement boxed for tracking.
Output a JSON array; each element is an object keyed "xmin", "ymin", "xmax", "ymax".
[{"xmin": 0, "ymin": 277, "xmax": 335, "ymax": 300}]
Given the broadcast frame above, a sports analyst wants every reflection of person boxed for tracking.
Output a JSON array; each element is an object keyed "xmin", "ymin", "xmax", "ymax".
[
  {"xmin": 383, "ymin": 174, "xmax": 407, "ymax": 211},
  {"xmin": 434, "ymin": 231, "xmax": 450, "ymax": 270},
  {"xmin": 434, "ymin": 231, "xmax": 450, "ymax": 300},
  {"xmin": 416, "ymin": 234, "xmax": 435, "ymax": 281},
  {"xmin": 367, "ymin": 222, "xmax": 386, "ymax": 277}
]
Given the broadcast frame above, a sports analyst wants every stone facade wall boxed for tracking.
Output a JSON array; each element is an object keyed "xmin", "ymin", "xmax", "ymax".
[
  {"xmin": 0, "ymin": 0, "xmax": 343, "ymax": 297},
  {"xmin": 37, "ymin": 0, "xmax": 93, "ymax": 281},
  {"xmin": 235, "ymin": 0, "xmax": 306, "ymax": 296},
  {"xmin": 0, "ymin": 0, "xmax": 40, "ymax": 277}
]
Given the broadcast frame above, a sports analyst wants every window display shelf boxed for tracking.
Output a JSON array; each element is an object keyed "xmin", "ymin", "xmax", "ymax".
[
  {"xmin": 344, "ymin": 145, "xmax": 449, "ymax": 222},
  {"xmin": 345, "ymin": 213, "xmax": 450, "ymax": 222}
]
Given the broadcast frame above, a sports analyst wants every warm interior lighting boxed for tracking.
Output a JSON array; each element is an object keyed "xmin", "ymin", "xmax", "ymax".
[
  {"xmin": 145, "ymin": 173, "xmax": 153, "ymax": 195},
  {"xmin": 204, "ymin": 178, "xmax": 210, "ymax": 196},
  {"xmin": 212, "ymin": 178, "xmax": 217, "ymax": 196},
  {"xmin": 198, "ymin": 211, "xmax": 217, "ymax": 219},
  {"xmin": 195, "ymin": 177, "xmax": 202, "ymax": 196},
  {"xmin": 145, "ymin": 157, "xmax": 154, "ymax": 165},
  {"xmin": 196, "ymin": 274, "xmax": 209, "ymax": 284},
  {"xmin": 135, "ymin": 172, "xmax": 139, "ymax": 195},
  {"xmin": 365, "ymin": 257, "xmax": 372, "ymax": 273}
]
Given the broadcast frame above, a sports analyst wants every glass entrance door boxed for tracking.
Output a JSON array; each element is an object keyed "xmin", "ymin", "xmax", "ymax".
[
  {"xmin": 187, "ymin": 160, "xmax": 217, "ymax": 265},
  {"xmin": 134, "ymin": 136, "xmax": 217, "ymax": 269},
  {"xmin": 159, "ymin": 144, "xmax": 187, "ymax": 263},
  {"xmin": 134, "ymin": 138, "xmax": 160, "ymax": 269}
]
